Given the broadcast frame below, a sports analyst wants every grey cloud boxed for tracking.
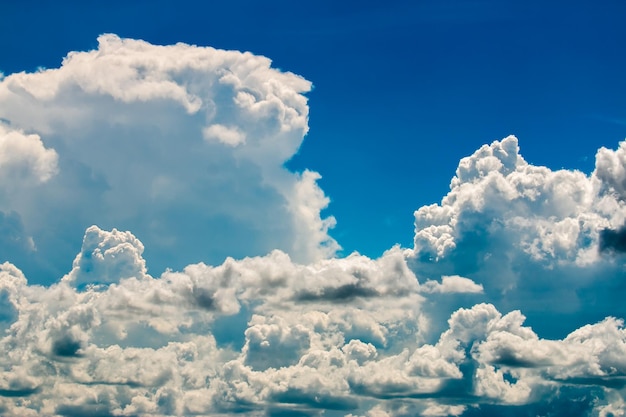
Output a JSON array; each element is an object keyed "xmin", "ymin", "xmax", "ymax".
[
  {"xmin": 0, "ymin": 387, "xmax": 40, "ymax": 398},
  {"xmin": 55, "ymin": 403, "xmax": 126, "ymax": 417},
  {"xmin": 269, "ymin": 387, "xmax": 359, "ymax": 410},
  {"xmin": 1, "ymin": 242, "xmax": 626, "ymax": 416},
  {"xmin": 0, "ymin": 211, "xmax": 35, "ymax": 275},
  {"xmin": 294, "ymin": 282, "xmax": 380, "ymax": 302}
]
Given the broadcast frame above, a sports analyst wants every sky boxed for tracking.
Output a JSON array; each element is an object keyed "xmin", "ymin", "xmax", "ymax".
[{"xmin": 0, "ymin": 1, "xmax": 625, "ymax": 416}]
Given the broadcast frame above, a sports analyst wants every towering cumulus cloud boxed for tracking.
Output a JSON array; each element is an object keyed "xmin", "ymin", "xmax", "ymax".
[
  {"xmin": 411, "ymin": 136, "xmax": 626, "ymax": 333},
  {"xmin": 0, "ymin": 34, "xmax": 338, "ymax": 282},
  {"xmin": 1, "ymin": 36, "xmax": 626, "ymax": 416}
]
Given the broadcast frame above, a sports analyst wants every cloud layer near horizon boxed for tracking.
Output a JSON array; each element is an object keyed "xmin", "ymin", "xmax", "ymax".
[{"xmin": 1, "ymin": 36, "xmax": 626, "ymax": 417}]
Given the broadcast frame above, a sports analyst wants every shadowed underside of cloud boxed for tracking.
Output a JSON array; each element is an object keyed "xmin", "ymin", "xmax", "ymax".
[
  {"xmin": 599, "ymin": 224, "xmax": 626, "ymax": 253},
  {"xmin": 1, "ymin": 36, "xmax": 626, "ymax": 417}
]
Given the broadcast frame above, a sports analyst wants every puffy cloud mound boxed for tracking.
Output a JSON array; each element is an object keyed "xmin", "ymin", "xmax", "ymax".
[
  {"xmin": 63, "ymin": 225, "xmax": 148, "ymax": 287},
  {"xmin": 0, "ymin": 34, "xmax": 338, "ymax": 283},
  {"xmin": 0, "ymin": 123, "xmax": 58, "ymax": 186},
  {"xmin": 410, "ymin": 136, "xmax": 626, "ymax": 333}
]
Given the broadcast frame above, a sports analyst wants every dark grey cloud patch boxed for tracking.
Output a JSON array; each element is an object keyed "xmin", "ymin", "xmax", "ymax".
[
  {"xmin": 294, "ymin": 283, "xmax": 379, "ymax": 302},
  {"xmin": 270, "ymin": 388, "xmax": 359, "ymax": 411},
  {"xmin": 0, "ymin": 387, "xmax": 40, "ymax": 398},
  {"xmin": 599, "ymin": 223, "xmax": 626, "ymax": 253},
  {"xmin": 51, "ymin": 336, "xmax": 83, "ymax": 358}
]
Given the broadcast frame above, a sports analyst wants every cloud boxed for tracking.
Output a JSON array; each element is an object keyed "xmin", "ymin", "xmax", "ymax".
[
  {"xmin": 0, "ymin": 123, "xmax": 58, "ymax": 186},
  {"xmin": 409, "ymin": 135, "xmax": 626, "ymax": 334},
  {"xmin": 2, "ymin": 35, "xmax": 626, "ymax": 416},
  {"xmin": 202, "ymin": 124, "xmax": 246, "ymax": 146},
  {"xmin": 0, "ymin": 34, "xmax": 338, "ymax": 283},
  {"xmin": 421, "ymin": 275, "xmax": 484, "ymax": 294},
  {"xmin": 0, "ymin": 223, "xmax": 625, "ymax": 416},
  {"xmin": 63, "ymin": 225, "xmax": 147, "ymax": 288}
]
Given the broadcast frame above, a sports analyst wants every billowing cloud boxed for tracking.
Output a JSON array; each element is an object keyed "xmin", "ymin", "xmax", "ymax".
[
  {"xmin": 0, "ymin": 222, "xmax": 625, "ymax": 416},
  {"xmin": 1, "ymin": 35, "xmax": 626, "ymax": 416},
  {"xmin": 0, "ymin": 34, "xmax": 338, "ymax": 283},
  {"xmin": 410, "ymin": 135, "xmax": 626, "ymax": 334},
  {"xmin": 0, "ymin": 123, "xmax": 58, "ymax": 186}
]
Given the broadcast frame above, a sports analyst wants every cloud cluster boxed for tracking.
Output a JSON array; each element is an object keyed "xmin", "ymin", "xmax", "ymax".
[
  {"xmin": 0, "ymin": 221, "xmax": 625, "ymax": 416},
  {"xmin": 1, "ymin": 36, "xmax": 626, "ymax": 416},
  {"xmin": 411, "ymin": 136, "xmax": 626, "ymax": 333},
  {"xmin": 0, "ymin": 34, "xmax": 338, "ymax": 283}
]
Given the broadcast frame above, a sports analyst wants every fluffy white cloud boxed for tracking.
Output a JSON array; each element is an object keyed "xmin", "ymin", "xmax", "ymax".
[
  {"xmin": 0, "ymin": 223, "xmax": 625, "ymax": 416},
  {"xmin": 420, "ymin": 275, "xmax": 484, "ymax": 294},
  {"xmin": 0, "ymin": 34, "xmax": 337, "ymax": 283},
  {"xmin": 410, "ymin": 135, "xmax": 626, "ymax": 334},
  {"xmin": 63, "ymin": 225, "xmax": 147, "ymax": 287},
  {"xmin": 0, "ymin": 123, "xmax": 58, "ymax": 186},
  {"xmin": 202, "ymin": 123, "xmax": 246, "ymax": 146},
  {"xmin": 2, "ymin": 35, "xmax": 626, "ymax": 416}
]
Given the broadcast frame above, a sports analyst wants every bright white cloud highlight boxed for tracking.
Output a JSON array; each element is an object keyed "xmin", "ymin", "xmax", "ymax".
[
  {"xmin": 0, "ymin": 123, "xmax": 58, "ymax": 185},
  {"xmin": 202, "ymin": 124, "xmax": 246, "ymax": 146}
]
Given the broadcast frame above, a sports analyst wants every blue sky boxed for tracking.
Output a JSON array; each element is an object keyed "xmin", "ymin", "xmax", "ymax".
[{"xmin": 1, "ymin": 1, "xmax": 626, "ymax": 416}]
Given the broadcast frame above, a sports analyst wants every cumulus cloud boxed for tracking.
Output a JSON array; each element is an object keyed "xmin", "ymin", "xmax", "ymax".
[
  {"xmin": 0, "ymin": 123, "xmax": 58, "ymax": 185},
  {"xmin": 410, "ymin": 135, "xmax": 626, "ymax": 334},
  {"xmin": 0, "ymin": 223, "xmax": 625, "ymax": 416},
  {"xmin": 0, "ymin": 34, "xmax": 337, "ymax": 283},
  {"xmin": 420, "ymin": 275, "xmax": 484, "ymax": 294},
  {"xmin": 2, "ymin": 35, "xmax": 626, "ymax": 416},
  {"xmin": 62, "ymin": 225, "xmax": 147, "ymax": 287},
  {"xmin": 202, "ymin": 124, "xmax": 246, "ymax": 146}
]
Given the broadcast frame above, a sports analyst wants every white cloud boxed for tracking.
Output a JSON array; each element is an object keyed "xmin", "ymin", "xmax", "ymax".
[
  {"xmin": 595, "ymin": 141, "xmax": 626, "ymax": 200},
  {"xmin": 0, "ymin": 123, "xmax": 58, "ymax": 186},
  {"xmin": 63, "ymin": 225, "xmax": 147, "ymax": 287},
  {"xmin": 410, "ymin": 135, "xmax": 626, "ymax": 332},
  {"xmin": 202, "ymin": 124, "xmax": 246, "ymax": 146},
  {"xmin": 0, "ymin": 34, "xmax": 336, "ymax": 282},
  {"xmin": 1, "ymin": 35, "xmax": 626, "ymax": 416},
  {"xmin": 420, "ymin": 275, "xmax": 484, "ymax": 294},
  {"xmin": 412, "ymin": 135, "xmax": 609, "ymax": 265},
  {"xmin": 0, "ymin": 223, "xmax": 625, "ymax": 416}
]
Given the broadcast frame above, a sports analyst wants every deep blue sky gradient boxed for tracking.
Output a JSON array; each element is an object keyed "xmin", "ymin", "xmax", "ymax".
[{"xmin": 2, "ymin": 0, "xmax": 625, "ymax": 258}]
